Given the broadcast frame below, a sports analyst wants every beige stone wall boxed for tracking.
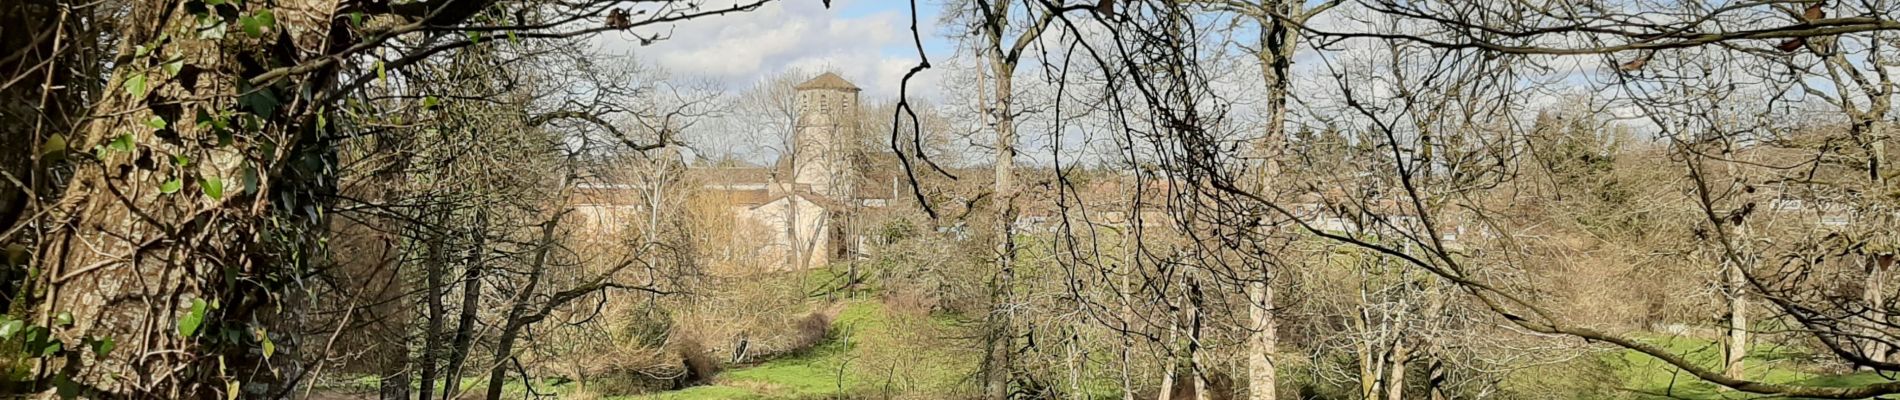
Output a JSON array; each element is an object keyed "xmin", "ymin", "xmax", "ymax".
[{"xmin": 734, "ymin": 195, "xmax": 833, "ymax": 271}]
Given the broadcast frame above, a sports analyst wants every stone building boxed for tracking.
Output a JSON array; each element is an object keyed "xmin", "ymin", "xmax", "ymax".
[{"xmin": 576, "ymin": 72, "xmax": 896, "ymax": 273}]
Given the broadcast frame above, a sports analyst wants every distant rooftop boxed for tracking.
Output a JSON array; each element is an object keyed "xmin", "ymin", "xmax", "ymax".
[{"xmin": 795, "ymin": 72, "xmax": 860, "ymax": 91}]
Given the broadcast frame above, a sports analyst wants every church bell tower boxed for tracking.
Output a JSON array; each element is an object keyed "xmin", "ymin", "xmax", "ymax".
[{"xmin": 791, "ymin": 72, "xmax": 861, "ymax": 198}]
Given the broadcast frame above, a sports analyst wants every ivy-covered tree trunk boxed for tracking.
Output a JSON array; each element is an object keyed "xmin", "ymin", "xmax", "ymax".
[
  {"xmin": 26, "ymin": 0, "xmax": 521, "ymax": 394},
  {"xmin": 37, "ymin": 0, "xmax": 343, "ymax": 396}
]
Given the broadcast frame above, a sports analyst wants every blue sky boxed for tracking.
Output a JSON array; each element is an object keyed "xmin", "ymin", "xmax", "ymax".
[{"xmin": 595, "ymin": 0, "xmax": 959, "ymax": 101}]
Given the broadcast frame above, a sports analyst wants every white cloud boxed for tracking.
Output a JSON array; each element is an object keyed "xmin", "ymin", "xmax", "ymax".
[{"xmin": 593, "ymin": 0, "xmax": 942, "ymax": 101}]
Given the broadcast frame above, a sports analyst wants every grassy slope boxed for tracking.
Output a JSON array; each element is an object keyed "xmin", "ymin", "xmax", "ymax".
[
  {"xmin": 630, "ymin": 299, "xmax": 976, "ymax": 400},
  {"xmin": 1603, "ymin": 335, "xmax": 1893, "ymax": 399},
  {"xmin": 309, "ymin": 375, "xmax": 584, "ymax": 399}
]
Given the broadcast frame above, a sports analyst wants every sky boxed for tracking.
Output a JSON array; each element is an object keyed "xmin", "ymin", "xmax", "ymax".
[
  {"xmin": 574, "ymin": 0, "xmax": 1701, "ymax": 165},
  {"xmin": 593, "ymin": 0, "xmax": 958, "ymax": 102}
]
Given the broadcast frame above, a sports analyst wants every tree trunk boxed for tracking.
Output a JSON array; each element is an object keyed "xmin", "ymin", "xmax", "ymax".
[
  {"xmin": 1425, "ymin": 286, "xmax": 1451, "ymax": 400},
  {"xmin": 486, "ymin": 214, "xmax": 563, "ymax": 400},
  {"xmin": 1868, "ymin": 254, "xmax": 1892, "ymax": 366},
  {"xmin": 1246, "ymin": 281, "xmax": 1276, "ymax": 400},
  {"xmin": 1159, "ymin": 321, "xmax": 1178, "ymax": 400},
  {"xmin": 1246, "ymin": 2, "xmax": 1303, "ymax": 398},
  {"xmin": 367, "ymin": 218, "xmax": 410, "ymax": 400},
  {"xmin": 1724, "ymin": 237, "xmax": 1750, "ymax": 380},
  {"xmin": 1189, "ymin": 278, "xmax": 1208, "ymax": 400},
  {"xmin": 981, "ymin": 32, "xmax": 1022, "ymax": 399},
  {"xmin": 1358, "ymin": 345, "xmax": 1378, "ymax": 400},
  {"xmin": 1863, "ymin": 121, "xmax": 1892, "ymax": 366},
  {"xmin": 1356, "ymin": 307, "xmax": 1380, "ymax": 400},
  {"xmin": 1386, "ymin": 339, "xmax": 1408, "ymax": 400},
  {"xmin": 381, "ymin": 369, "xmax": 412, "ymax": 400},
  {"xmin": 42, "ymin": 1, "xmax": 337, "ymax": 395},
  {"xmin": 443, "ymin": 209, "xmax": 488, "ymax": 399},
  {"xmin": 420, "ymin": 211, "xmax": 448, "ymax": 400},
  {"xmin": 1427, "ymin": 355, "xmax": 1448, "ymax": 400},
  {"xmin": 786, "ymin": 175, "xmax": 802, "ymax": 271},
  {"xmin": 1119, "ymin": 228, "xmax": 1137, "ymax": 400}
]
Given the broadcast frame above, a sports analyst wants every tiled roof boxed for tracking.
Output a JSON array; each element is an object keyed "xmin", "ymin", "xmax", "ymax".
[
  {"xmin": 748, "ymin": 190, "xmax": 851, "ymax": 211},
  {"xmin": 686, "ymin": 167, "xmax": 778, "ymax": 187},
  {"xmin": 708, "ymin": 188, "xmax": 774, "ymax": 207},
  {"xmin": 795, "ymin": 72, "xmax": 860, "ymax": 91}
]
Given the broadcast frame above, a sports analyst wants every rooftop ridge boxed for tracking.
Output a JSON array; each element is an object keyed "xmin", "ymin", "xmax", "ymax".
[{"xmin": 795, "ymin": 72, "xmax": 860, "ymax": 91}]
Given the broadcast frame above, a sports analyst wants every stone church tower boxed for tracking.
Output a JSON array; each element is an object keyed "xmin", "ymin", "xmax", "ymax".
[
  {"xmin": 575, "ymin": 72, "xmax": 897, "ymax": 274},
  {"xmin": 791, "ymin": 72, "xmax": 861, "ymax": 199}
]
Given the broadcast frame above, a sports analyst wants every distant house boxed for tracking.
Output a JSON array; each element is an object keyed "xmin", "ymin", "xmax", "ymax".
[{"xmin": 573, "ymin": 73, "xmax": 898, "ymax": 273}]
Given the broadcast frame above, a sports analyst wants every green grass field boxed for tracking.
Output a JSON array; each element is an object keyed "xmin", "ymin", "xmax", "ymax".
[
  {"xmin": 1601, "ymin": 335, "xmax": 1893, "ymax": 399},
  {"xmin": 629, "ymin": 298, "xmax": 977, "ymax": 400}
]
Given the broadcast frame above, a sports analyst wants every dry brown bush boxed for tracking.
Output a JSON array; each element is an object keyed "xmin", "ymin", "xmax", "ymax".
[
  {"xmin": 790, "ymin": 311, "xmax": 834, "ymax": 353},
  {"xmin": 671, "ymin": 335, "xmax": 721, "ymax": 387}
]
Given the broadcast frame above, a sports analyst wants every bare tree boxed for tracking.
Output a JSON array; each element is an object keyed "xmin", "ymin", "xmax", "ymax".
[{"xmin": 888, "ymin": 0, "xmax": 1900, "ymax": 398}]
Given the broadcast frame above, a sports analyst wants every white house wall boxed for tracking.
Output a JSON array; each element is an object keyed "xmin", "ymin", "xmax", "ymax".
[{"xmin": 733, "ymin": 195, "xmax": 833, "ymax": 271}]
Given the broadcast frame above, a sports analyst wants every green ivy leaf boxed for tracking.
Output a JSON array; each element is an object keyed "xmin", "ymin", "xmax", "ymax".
[
  {"xmin": 39, "ymin": 339, "xmax": 61, "ymax": 357},
  {"xmin": 178, "ymin": 298, "xmax": 207, "ymax": 337},
  {"xmin": 172, "ymin": 155, "xmax": 191, "ymax": 167},
  {"xmin": 237, "ymin": 83, "xmax": 281, "ymax": 116},
  {"xmin": 109, "ymin": 134, "xmax": 135, "ymax": 152},
  {"xmin": 54, "ymin": 375, "xmax": 78, "ymax": 400},
  {"xmin": 126, "ymin": 75, "xmax": 147, "ymax": 98},
  {"xmin": 40, "ymin": 134, "xmax": 67, "ymax": 160},
  {"xmin": 91, "ymin": 336, "xmax": 115, "ymax": 357},
  {"xmin": 55, "ymin": 312, "xmax": 72, "ymax": 327},
  {"xmin": 23, "ymin": 325, "xmax": 42, "ymax": 342},
  {"xmin": 422, "ymin": 96, "xmax": 439, "ymax": 108},
  {"xmin": 159, "ymin": 179, "xmax": 183, "ymax": 194},
  {"xmin": 202, "ymin": 176, "xmax": 224, "ymax": 200},
  {"xmin": 239, "ymin": 10, "xmax": 275, "ymax": 37},
  {"xmin": 375, "ymin": 61, "xmax": 387, "ymax": 85},
  {"xmin": 196, "ymin": 109, "xmax": 219, "ymax": 129},
  {"xmin": 241, "ymin": 167, "xmax": 259, "ymax": 195},
  {"xmin": 197, "ymin": 15, "xmax": 228, "ymax": 40},
  {"xmin": 0, "ymin": 319, "xmax": 21, "ymax": 340},
  {"xmin": 466, "ymin": 31, "xmax": 481, "ymax": 44},
  {"xmin": 164, "ymin": 58, "xmax": 186, "ymax": 77},
  {"xmin": 256, "ymin": 328, "xmax": 274, "ymax": 359},
  {"xmin": 145, "ymin": 115, "xmax": 168, "ymax": 130}
]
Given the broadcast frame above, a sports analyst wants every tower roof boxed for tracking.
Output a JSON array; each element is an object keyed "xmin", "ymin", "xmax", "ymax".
[{"xmin": 795, "ymin": 72, "xmax": 861, "ymax": 91}]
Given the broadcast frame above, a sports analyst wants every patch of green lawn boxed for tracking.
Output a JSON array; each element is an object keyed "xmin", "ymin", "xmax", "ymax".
[
  {"xmin": 628, "ymin": 298, "xmax": 977, "ymax": 399},
  {"xmin": 633, "ymin": 385, "xmax": 766, "ymax": 400},
  {"xmin": 1608, "ymin": 335, "xmax": 1894, "ymax": 399}
]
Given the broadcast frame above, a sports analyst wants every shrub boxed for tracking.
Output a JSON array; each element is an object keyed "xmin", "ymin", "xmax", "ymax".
[
  {"xmin": 791, "ymin": 311, "xmax": 833, "ymax": 353},
  {"xmin": 672, "ymin": 336, "xmax": 721, "ymax": 388}
]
